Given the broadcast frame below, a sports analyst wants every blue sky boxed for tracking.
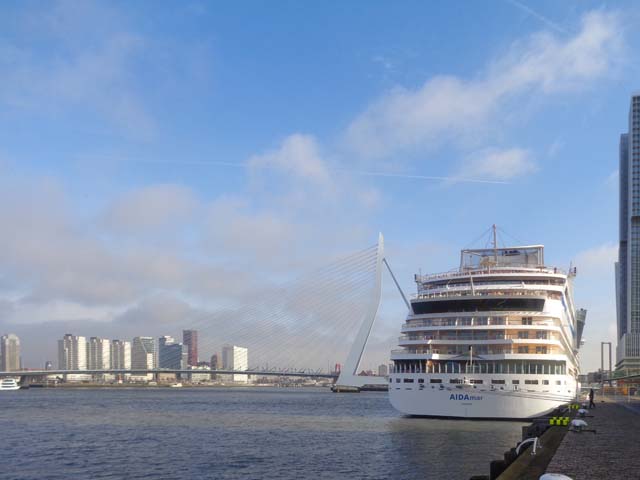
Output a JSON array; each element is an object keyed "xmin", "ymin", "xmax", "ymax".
[{"xmin": 0, "ymin": 0, "xmax": 638, "ymax": 371}]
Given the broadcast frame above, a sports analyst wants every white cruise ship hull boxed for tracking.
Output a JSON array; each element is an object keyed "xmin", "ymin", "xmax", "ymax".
[{"xmin": 389, "ymin": 374, "xmax": 576, "ymax": 419}]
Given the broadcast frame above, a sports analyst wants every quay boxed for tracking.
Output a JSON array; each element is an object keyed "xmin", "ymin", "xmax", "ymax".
[
  {"xmin": 473, "ymin": 396, "xmax": 640, "ymax": 480},
  {"xmin": 543, "ymin": 397, "xmax": 640, "ymax": 480}
]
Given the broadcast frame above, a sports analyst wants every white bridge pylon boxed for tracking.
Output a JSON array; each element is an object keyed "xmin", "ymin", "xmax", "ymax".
[{"xmin": 335, "ymin": 233, "xmax": 409, "ymax": 389}]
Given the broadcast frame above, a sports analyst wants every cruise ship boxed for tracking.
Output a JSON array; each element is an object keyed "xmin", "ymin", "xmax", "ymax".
[{"xmin": 389, "ymin": 229, "xmax": 586, "ymax": 419}]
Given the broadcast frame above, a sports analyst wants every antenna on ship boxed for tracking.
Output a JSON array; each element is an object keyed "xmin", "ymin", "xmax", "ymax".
[{"xmin": 492, "ymin": 223, "xmax": 498, "ymax": 262}]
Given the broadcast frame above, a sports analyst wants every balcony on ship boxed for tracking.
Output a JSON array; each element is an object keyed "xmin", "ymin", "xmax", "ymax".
[
  {"xmin": 401, "ymin": 315, "xmax": 558, "ymax": 330},
  {"xmin": 398, "ymin": 331, "xmax": 560, "ymax": 344},
  {"xmin": 412, "ymin": 288, "xmax": 561, "ymax": 301},
  {"xmin": 391, "ymin": 344, "xmax": 560, "ymax": 355}
]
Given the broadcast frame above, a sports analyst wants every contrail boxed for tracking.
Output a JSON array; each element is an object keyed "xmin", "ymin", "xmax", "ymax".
[
  {"xmin": 330, "ymin": 168, "xmax": 509, "ymax": 185},
  {"xmin": 114, "ymin": 157, "xmax": 510, "ymax": 185},
  {"xmin": 505, "ymin": 0, "xmax": 568, "ymax": 35}
]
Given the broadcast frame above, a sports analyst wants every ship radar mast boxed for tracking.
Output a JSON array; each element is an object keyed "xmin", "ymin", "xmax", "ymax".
[{"xmin": 492, "ymin": 223, "xmax": 498, "ymax": 263}]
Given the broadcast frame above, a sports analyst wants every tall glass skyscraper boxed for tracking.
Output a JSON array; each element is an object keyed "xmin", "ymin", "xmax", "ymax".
[
  {"xmin": 158, "ymin": 335, "xmax": 187, "ymax": 370},
  {"xmin": 617, "ymin": 93, "xmax": 640, "ymax": 370}
]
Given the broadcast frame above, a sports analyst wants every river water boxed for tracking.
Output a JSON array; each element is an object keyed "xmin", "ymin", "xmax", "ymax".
[{"xmin": 0, "ymin": 387, "xmax": 525, "ymax": 479}]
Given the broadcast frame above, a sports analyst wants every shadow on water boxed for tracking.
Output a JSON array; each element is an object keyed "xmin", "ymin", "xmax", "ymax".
[{"xmin": 386, "ymin": 417, "xmax": 525, "ymax": 479}]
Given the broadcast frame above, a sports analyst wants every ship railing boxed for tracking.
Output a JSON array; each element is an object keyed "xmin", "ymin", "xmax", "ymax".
[
  {"xmin": 399, "ymin": 333, "xmax": 555, "ymax": 342},
  {"xmin": 391, "ymin": 348, "xmax": 557, "ymax": 356},
  {"xmin": 415, "ymin": 266, "xmax": 565, "ymax": 283},
  {"xmin": 403, "ymin": 314, "xmax": 557, "ymax": 329},
  {"xmin": 417, "ymin": 281, "xmax": 565, "ymax": 293},
  {"xmin": 411, "ymin": 289, "xmax": 553, "ymax": 300},
  {"xmin": 403, "ymin": 321, "xmax": 505, "ymax": 328}
]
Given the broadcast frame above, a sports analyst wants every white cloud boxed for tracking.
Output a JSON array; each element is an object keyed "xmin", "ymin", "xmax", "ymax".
[
  {"xmin": 345, "ymin": 10, "xmax": 622, "ymax": 159},
  {"xmin": 248, "ymin": 134, "xmax": 330, "ymax": 185},
  {"xmin": 203, "ymin": 196, "xmax": 297, "ymax": 267},
  {"xmin": 0, "ymin": 2, "xmax": 155, "ymax": 139},
  {"xmin": 461, "ymin": 148, "xmax": 537, "ymax": 181},
  {"xmin": 0, "ymin": 176, "xmax": 254, "ymax": 307},
  {"xmin": 574, "ymin": 242, "xmax": 617, "ymax": 277},
  {"xmin": 104, "ymin": 184, "xmax": 197, "ymax": 234}
]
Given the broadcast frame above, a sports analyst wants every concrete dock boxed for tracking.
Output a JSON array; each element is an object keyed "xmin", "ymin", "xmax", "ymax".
[
  {"xmin": 494, "ymin": 396, "xmax": 640, "ymax": 480},
  {"xmin": 544, "ymin": 397, "xmax": 640, "ymax": 480}
]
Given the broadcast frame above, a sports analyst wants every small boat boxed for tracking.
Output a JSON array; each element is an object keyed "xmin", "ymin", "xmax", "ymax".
[
  {"xmin": 170, "ymin": 382, "xmax": 183, "ymax": 388},
  {"xmin": 0, "ymin": 378, "xmax": 20, "ymax": 391}
]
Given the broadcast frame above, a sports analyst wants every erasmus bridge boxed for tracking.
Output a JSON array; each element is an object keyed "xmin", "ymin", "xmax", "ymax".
[{"xmin": 1, "ymin": 235, "xmax": 407, "ymax": 389}]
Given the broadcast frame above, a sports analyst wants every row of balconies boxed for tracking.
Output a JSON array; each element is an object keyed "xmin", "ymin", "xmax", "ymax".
[
  {"xmin": 417, "ymin": 281, "xmax": 565, "ymax": 295},
  {"xmin": 412, "ymin": 289, "xmax": 551, "ymax": 300},
  {"xmin": 415, "ymin": 267, "xmax": 563, "ymax": 284},
  {"xmin": 399, "ymin": 332, "xmax": 559, "ymax": 343},
  {"xmin": 402, "ymin": 317, "xmax": 558, "ymax": 329},
  {"xmin": 391, "ymin": 346, "xmax": 558, "ymax": 356}
]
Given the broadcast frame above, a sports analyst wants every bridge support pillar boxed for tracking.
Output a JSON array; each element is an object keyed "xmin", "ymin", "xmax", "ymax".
[{"xmin": 335, "ymin": 233, "xmax": 388, "ymax": 390}]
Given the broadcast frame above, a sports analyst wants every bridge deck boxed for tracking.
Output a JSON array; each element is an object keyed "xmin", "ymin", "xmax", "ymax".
[{"xmin": 0, "ymin": 369, "xmax": 339, "ymax": 379}]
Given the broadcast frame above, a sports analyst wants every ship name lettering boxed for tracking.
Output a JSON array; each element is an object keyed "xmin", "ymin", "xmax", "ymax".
[{"xmin": 449, "ymin": 394, "xmax": 483, "ymax": 401}]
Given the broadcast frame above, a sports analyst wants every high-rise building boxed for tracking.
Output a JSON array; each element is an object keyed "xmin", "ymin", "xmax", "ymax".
[
  {"xmin": 87, "ymin": 337, "xmax": 111, "ymax": 370},
  {"xmin": 131, "ymin": 336, "xmax": 156, "ymax": 375},
  {"xmin": 44, "ymin": 360, "xmax": 53, "ymax": 371},
  {"xmin": 210, "ymin": 353, "xmax": 219, "ymax": 370},
  {"xmin": 377, "ymin": 364, "xmax": 388, "ymax": 376},
  {"xmin": 617, "ymin": 93, "xmax": 640, "ymax": 370},
  {"xmin": 158, "ymin": 336, "xmax": 187, "ymax": 370},
  {"xmin": 0, "ymin": 334, "xmax": 20, "ymax": 371},
  {"xmin": 110, "ymin": 340, "xmax": 131, "ymax": 370},
  {"xmin": 58, "ymin": 334, "xmax": 87, "ymax": 370},
  {"xmin": 183, "ymin": 330, "xmax": 198, "ymax": 366},
  {"xmin": 210, "ymin": 353, "xmax": 219, "ymax": 381},
  {"xmin": 222, "ymin": 345, "xmax": 248, "ymax": 383}
]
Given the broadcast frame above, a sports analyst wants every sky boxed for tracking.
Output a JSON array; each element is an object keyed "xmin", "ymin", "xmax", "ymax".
[{"xmin": 0, "ymin": 0, "xmax": 638, "ymax": 373}]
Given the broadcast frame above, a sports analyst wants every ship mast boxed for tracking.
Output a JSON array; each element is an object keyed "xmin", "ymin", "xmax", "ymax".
[{"xmin": 492, "ymin": 224, "xmax": 498, "ymax": 263}]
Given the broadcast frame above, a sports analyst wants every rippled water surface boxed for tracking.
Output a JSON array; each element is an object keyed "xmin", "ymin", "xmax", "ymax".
[{"xmin": 0, "ymin": 387, "xmax": 525, "ymax": 479}]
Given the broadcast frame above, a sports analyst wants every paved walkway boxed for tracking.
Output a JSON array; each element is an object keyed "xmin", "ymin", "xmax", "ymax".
[{"xmin": 545, "ymin": 398, "xmax": 640, "ymax": 479}]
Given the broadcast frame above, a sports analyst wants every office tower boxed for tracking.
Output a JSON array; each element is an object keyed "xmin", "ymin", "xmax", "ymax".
[
  {"xmin": 617, "ymin": 92, "xmax": 640, "ymax": 370},
  {"xmin": 131, "ymin": 336, "xmax": 156, "ymax": 371},
  {"xmin": 44, "ymin": 360, "xmax": 53, "ymax": 371},
  {"xmin": 210, "ymin": 353, "xmax": 219, "ymax": 381},
  {"xmin": 87, "ymin": 337, "xmax": 111, "ymax": 370},
  {"xmin": 58, "ymin": 334, "xmax": 87, "ymax": 370},
  {"xmin": 222, "ymin": 345, "xmax": 248, "ymax": 383},
  {"xmin": 182, "ymin": 330, "xmax": 198, "ymax": 366},
  {"xmin": 158, "ymin": 336, "xmax": 187, "ymax": 370},
  {"xmin": 110, "ymin": 340, "xmax": 132, "ymax": 370},
  {"xmin": 210, "ymin": 353, "xmax": 219, "ymax": 370},
  {"xmin": 377, "ymin": 364, "xmax": 388, "ymax": 376},
  {"xmin": 0, "ymin": 334, "xmax": 20, "ymax": 371}
]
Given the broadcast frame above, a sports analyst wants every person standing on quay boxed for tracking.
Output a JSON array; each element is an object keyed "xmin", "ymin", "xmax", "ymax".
[{"xmin": 588, "ymin": 388, "xmax": 596, "ymax": 408}]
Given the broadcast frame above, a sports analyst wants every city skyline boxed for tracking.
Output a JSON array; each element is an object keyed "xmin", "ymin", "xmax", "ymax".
[{"xmin": 2, "ymin": 1, "xmax": 640, "ymax": 372}]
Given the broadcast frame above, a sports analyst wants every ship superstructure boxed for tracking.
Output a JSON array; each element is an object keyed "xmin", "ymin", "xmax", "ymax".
[{"xmin": 389, "ymin": 228, "xmax": 586, "ymax": 419}]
